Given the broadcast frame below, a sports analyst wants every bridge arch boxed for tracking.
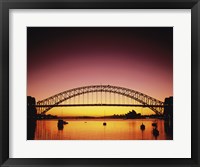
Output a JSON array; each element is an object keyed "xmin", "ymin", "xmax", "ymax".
[{"xmin": 37, "ymin": 85, "xmax": 164, "ymax": 115}]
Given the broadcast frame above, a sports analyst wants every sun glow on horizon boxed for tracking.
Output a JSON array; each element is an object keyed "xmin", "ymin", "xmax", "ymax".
[{"xmin": 38, "ymin": 106, "xmax": 157, "ymax": 117}]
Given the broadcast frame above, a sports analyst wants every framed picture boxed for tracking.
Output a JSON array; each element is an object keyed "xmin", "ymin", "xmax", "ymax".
[{"xmin": 0, "ymin": 0, "xmax": 199, "ymax": 166}]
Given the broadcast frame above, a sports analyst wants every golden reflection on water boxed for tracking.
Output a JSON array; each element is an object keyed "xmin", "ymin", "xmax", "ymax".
[{"xmin": 34, "ymin": 119, "xmax": 172, "ymax": 140}]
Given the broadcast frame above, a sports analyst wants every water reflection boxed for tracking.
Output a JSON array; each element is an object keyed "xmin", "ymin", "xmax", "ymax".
[
  {"xmin": 164, "ymin": 119, "xmax": 173, "ymax": 136},
  {"xmin": 28, "ymin": 119, "xmax": 173, "ymax": 140}
]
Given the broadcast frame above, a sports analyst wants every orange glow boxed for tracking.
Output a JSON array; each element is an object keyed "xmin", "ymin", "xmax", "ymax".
[
  {"xmin": 44, "ymin": 107, "xmax": 154, "ymax": 117},
  {"xmin": 34, "ymin": 119, "xmax": 172, "ymax": 140}
]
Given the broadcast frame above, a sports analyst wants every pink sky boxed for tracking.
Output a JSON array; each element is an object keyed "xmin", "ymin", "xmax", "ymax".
[{"xmin": 27, "ymin": 27, "xmax": 173, "ymax": 115}]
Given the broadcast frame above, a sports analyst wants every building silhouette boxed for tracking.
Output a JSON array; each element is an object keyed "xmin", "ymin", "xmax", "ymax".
[
  {"xmin": 27, "ymin": 96, "xmax": 37, "ymax": 119},
  {"xmin": 27, "ymin": 96, "xmax": 37, "ymax": 140},
  {"xmin": 164, "ymin": 96, "xmax": 173, "ymax": 120},
  {"xmin": 163, "ymin": 96, "xmax": 173, "ymax": 137}
]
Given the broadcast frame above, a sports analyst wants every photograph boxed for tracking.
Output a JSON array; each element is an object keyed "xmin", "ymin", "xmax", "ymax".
[{"xmin": 27, "ymin": 27, "xmax": 173, "ymax": 140}]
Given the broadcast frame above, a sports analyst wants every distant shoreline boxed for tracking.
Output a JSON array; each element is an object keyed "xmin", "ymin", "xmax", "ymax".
[{"xmin": 33, "ymin": 115, "xmax": 165, "ymax": 120}]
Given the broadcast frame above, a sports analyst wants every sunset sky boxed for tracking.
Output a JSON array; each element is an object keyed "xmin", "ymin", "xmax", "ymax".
[{"xmin": 27, "ymin": 27, "xmax": 173, "ymax": 116}]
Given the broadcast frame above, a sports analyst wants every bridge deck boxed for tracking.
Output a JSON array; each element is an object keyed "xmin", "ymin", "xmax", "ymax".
[{"xmin": 35, "ymin": 104, "xmax": 167, "ymax": 107}]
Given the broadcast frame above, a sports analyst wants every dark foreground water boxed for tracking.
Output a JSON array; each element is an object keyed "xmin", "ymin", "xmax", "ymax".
[{"xmin": 28, "ymin": 119, "xmax": 173, "ymax": 140}]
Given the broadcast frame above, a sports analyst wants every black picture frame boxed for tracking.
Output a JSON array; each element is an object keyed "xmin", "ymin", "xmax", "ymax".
[{"xmin": 0, "ymin": 0, "xmax": 199, "ymax": 166}]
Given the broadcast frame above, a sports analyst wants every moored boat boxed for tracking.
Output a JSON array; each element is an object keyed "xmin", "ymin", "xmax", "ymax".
[
  {"xmin": 152, "ymin": 122, "xmax": 157, "ymax": 127},
  {"xmin": 140, "ymin": 123, "xmax": 145, "ymax": 130},
  {"xmin": 152, "ymin": 128, "xmax": 159, "ymax": 137},
  {"xmin": 57, "ymin": 119, "xmax": 68, "ymax": 127}
]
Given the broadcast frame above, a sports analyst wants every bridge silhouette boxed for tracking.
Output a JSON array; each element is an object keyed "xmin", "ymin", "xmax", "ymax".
[{"xmin": 36, "ymin": 85, "xmax": 166, "ymax": 115}]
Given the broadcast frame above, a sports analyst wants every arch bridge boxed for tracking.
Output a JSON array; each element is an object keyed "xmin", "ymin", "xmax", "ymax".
[{"xmin": 36, "ymin": 85, "xmax": 165, "ymax": 115}]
